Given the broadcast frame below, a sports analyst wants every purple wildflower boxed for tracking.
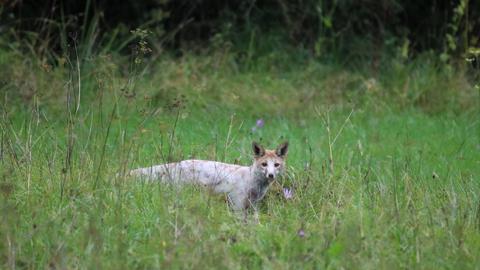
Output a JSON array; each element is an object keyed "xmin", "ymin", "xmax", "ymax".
[
  {"xmin": 251, "ymin": 119, "xmax": 264, "ymax": 133},
  {"xmin": 283, "ymin": 188, "xmax": 293, "ymax": 199},
  {"xmin": 255, "ymin": 119, "xmax": 265, "ymax": 128},
  {"xmin": 297, "ymin": 229, "xmax": 305, "ymax": 238}
]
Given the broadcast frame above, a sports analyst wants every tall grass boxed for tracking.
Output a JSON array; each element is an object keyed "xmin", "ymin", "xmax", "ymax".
[{"xmin": 1, "ymin": 97, "xmax": 479, "ymax": 268}]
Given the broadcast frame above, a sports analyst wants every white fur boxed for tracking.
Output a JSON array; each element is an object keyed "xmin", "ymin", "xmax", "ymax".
[
  {"xmin": 129, "ymin": 142, "xmax": 288, "ymax": 211},
  {"xmin": 130, "ymin": 159, "xmax": 276, "ymax": 210}
]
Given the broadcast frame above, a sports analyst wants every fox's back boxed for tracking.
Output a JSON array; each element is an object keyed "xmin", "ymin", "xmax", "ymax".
[{"xmin": 130, "ymin": 160, "xmax": 251, "ymax": 190}]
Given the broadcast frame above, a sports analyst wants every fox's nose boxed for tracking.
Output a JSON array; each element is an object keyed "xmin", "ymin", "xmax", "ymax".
[{"xmin": 268, "ymin": 173, "xmax": 274, "ymax": 178}]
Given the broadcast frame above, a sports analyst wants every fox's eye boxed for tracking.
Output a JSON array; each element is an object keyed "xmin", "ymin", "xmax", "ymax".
[
  {"xmin": 261, "ymin": 162, "xmax": 267, "ymax": 167},
  {"xmin": 274, "ymin": 163, "xmax": 280, "ymax": 167}
]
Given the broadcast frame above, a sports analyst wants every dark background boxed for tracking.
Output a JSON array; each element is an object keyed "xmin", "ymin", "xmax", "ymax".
[{"xmin": 2, "ymin": 0, "xmax": 479, "ymax": 58}]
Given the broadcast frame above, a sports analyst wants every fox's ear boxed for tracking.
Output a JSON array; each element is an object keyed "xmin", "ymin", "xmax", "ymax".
[
  {"xmin": 276, "ymin": 141, "xmax": 289, "ymax": 158},
  {"xmin": 252, "ymin": 142, "xmax": 265, "ymax": 158}
]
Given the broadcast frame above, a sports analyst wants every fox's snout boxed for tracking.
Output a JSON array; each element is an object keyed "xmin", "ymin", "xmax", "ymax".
[
  {"xmin": 265, "ymin": 165, "xmax": 278, "ymax": 179},
  {"xmin": 256, "ymin": 160, "xmax": 283, "ymax": 181}
]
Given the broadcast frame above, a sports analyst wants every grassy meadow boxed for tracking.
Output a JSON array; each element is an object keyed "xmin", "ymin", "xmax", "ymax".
[{"xmin": 1, "ymin": 42, "xmax": 480, "ymax": 269}]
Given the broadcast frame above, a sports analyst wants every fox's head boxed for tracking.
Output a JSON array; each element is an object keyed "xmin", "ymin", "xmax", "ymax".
[{"xmin": 252, "ymin": 141, "xmax": 289, "ymax": 181}]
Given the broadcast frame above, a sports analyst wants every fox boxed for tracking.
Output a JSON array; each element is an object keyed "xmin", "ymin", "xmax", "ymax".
[{"xmin": 128, "ymin": 141, "xmax": 289, "ymax": 211}]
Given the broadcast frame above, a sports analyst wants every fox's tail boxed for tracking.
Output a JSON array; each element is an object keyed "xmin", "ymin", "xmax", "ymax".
[
  {"xmin": 121, "ymin": 165, "xmax": 174, "ymax": 182},
  {"xmin": 115, "ymin": 167, "xmax": 147, "ymax": 179}
]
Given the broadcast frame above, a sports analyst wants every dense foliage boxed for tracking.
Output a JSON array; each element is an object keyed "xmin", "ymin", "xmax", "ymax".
[{"xmin": 2, "ymin": 0, "xmax": 479, "ymax": 56}]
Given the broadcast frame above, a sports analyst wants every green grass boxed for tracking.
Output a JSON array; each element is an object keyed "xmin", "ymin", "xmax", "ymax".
[{"xmin": 1, "ymin": 47, "xmax": 480, "ymax": 269}]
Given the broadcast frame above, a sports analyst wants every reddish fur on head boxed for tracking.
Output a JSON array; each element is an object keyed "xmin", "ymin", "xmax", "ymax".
[{"xmin": 252, "ymin": 142, "xmax": 288, "ymax": 180}]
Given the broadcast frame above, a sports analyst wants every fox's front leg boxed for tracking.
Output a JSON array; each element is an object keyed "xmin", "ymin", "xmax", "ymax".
[
  {"xmin": 242, "ymin": 201, "xmax": 260, "ymax": 224},
  {"xmin": 242, "ymin": 205, "xmax": 260, "ymax": 224},
  {"xmin": 237, "ymin": 207, "xmax": 258, "ymax": 224},
  {"xmin": 251, "ymin": 205, "xmax": 260, "ymax": 224}
]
